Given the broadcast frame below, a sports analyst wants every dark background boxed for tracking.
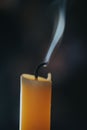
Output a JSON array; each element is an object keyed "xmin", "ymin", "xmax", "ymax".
[{"xmin": 0, "ymin": 0, "xmax": 87, "ymax": 130}]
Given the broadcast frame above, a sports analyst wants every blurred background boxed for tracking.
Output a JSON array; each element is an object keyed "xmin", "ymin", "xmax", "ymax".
[{"xmin": 0, "ymin": 0, "xmax": 87, "ymax": 130}]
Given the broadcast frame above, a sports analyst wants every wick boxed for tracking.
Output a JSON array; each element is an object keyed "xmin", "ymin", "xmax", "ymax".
[{"xmin": 35, "ymin": 62, "xmax": 47, "ymax": 79}]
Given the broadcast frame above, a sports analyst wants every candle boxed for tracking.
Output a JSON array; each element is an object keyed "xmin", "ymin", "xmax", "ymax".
[{"xmin": 19, "ymin": 73, "xmax": 52, "ymax": 130}]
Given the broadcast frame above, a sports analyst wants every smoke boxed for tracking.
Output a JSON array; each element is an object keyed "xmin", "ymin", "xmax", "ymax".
[{"xmin": 44, "ymin": 0, "xmax": 67, "ymax": 63}]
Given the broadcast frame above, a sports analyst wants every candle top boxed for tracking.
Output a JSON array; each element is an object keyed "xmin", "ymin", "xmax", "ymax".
[{"xmin": 21, "ymin": 73, "xmax": 51, "ymax": 82}]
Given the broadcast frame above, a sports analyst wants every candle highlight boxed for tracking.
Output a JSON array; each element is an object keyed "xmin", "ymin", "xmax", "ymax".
[{"xmin": 19, "ymin": 73, "xmax": 52, "ymax": 130}]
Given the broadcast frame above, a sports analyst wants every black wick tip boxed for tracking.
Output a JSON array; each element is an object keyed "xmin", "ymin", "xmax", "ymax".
[{"xmin": 35, "ymin": 62, "xmax": 47, "ymax": 79}]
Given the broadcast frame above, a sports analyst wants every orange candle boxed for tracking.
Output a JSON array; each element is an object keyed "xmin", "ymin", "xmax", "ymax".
[{"xmin": 19, "ymin": 73, "xmax": 52, "ymax": 130}]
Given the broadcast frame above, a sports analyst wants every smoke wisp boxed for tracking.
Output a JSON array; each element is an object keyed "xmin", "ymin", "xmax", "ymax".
[{"xmin": 44, "ymin": 0, "xmax": 67, "ymax": 63}]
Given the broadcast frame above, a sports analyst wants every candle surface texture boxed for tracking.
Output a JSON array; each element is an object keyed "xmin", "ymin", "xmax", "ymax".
[{"xmin": 20, "ymin": 73, "xmax": 52, "ymax": 130}]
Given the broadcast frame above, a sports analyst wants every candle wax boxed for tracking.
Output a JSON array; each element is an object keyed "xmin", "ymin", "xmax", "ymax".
[{"xmin": 19, "ymin": 73, "xmax": 52, "ymax": 130}]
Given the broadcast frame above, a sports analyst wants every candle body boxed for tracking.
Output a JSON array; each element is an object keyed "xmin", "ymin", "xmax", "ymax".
[{"xmin": 19, "ymin": 74, "xmax": 52, "ymax": 130}]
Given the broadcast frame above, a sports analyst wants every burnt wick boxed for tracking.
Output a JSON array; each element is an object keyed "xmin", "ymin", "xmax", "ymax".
[{"xmin": 35, "ymin": 62, "xmax": 47, "ymax": 79}]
